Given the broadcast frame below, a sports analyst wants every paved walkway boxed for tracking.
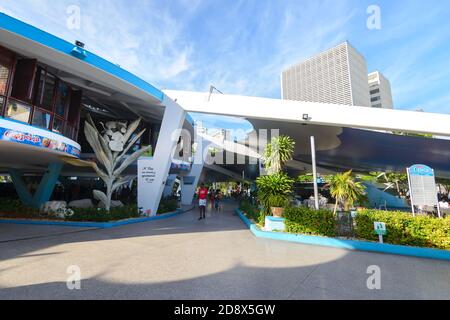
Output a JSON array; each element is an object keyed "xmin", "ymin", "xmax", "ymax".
[{"xmin": 0, "ymin": 203, "xmax": 449, "ymax": 300}]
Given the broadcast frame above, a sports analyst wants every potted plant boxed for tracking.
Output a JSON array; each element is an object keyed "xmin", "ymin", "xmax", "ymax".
[
  {"xmin": 256, "ymin": 172, "xmax": 294, "ymax": 217},
  {"xmin": 256, "ymin": 135, "xmax": 296, "ymax": 218}
]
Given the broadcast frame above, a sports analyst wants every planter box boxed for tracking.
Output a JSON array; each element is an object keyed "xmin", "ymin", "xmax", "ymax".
[
  {"xmin": 237, "ymin": 208, "xmax": 450, "ymax": 261},
  {"xmin": 264, "ymin": 216, "xmax": 286, "ymax": 232}
]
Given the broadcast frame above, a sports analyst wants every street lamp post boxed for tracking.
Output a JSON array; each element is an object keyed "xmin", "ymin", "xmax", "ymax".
[{"xmin": 311, "ymin": 136, "xmax": 319, "ymax": 210}]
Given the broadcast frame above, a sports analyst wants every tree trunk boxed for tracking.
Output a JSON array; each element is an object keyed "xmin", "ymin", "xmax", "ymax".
[{"xmin": 334, "ymin": 198, "xmax": 339, "ymax": 216}]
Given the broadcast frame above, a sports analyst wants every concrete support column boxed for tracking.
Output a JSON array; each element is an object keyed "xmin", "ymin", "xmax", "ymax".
[
  {"xmin": 8, "ymin": 169, "xmax": 33, "ymax": 206},
  {"xmin": 138, "ymin": 97, "xmax": 186, "ymax": 216},
  {"xmin": 180, "ymin": 139, "xmax": 211, "ymax": 206},
  {"xmin": 9, "ymin": 162, "xmax": 63, "ymax": 208}
]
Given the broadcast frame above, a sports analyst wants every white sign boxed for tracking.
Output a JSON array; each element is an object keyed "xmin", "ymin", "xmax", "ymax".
[
  {"xmin": 407, "ymin": 164, "xmax": 441, "ymax": 217},
  {"xmin": 138, "ymin": 159, "xmax": 158, "ymax": 216}
]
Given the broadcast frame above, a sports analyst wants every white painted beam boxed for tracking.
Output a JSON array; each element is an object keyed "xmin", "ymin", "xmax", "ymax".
[{"xmin": 164, "ymin": 90, "xmax": 450, "ymax": 137}]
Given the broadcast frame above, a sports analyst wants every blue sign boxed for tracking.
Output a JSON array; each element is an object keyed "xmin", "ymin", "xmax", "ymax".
[
  {"xmin": 409, "ymin": 164, "xmax": 434, "ymax": 177},
  {"xmin": 170, "ymin": 162, "xmax": 191, "ymax": 172},
  {"xmin": 183, "ymin": 176, "xmax": 196, "ymax": 185},
  {"xmin": 0, "ymin": 127, "xmax": 80, "ymax": 158}
]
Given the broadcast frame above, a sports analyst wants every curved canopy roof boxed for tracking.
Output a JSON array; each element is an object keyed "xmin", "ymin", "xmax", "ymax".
[
  {"xmin": 0, "ymin": 13, "xmax": 172, "ymax": 123},
  {"xmin": 250, "ymin": 119, "xmax": 450, "ymax": 178}
]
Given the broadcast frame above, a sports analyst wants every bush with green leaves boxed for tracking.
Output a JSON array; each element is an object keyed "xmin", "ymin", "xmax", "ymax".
[
  {"xmin": 239, "ymin": 199, "xmax": 260, "ymax": 221},
  {"xmin": 284, "ymin": 206, "xmax": 337, "ymax": 237},
  {"xmin": 67, "ymin": 204, "xmax": 141, "ymax": 222},
  {"xmin": 256, "ymin": 173, "xmax": 294, "ymax": 213},
  {"xmin": 0, "ymin": 199, "xmax": 40, "ymax": 218},
  {"xmin": 157, "ymin": 197, "xmax": 179, "ymax": 214},
  {"xmin": 296, "ymin": 174, "xmax": 314, "ymax": 183},
  {"xmin": 354, "ymin": 209, "xmax": 450, "ymax": 250}
]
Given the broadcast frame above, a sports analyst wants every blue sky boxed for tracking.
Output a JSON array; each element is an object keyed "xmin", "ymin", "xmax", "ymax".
[{"xmin": 2, "ymin": 0, "xmax": 450, "ymax": 136}]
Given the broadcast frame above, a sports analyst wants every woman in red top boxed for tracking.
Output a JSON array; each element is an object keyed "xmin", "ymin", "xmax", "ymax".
[{"xmin": 198, "ymin": 183, "xmax": 208, "ymax": 220}]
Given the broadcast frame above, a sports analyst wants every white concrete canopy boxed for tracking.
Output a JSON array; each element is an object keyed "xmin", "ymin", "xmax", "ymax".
[{"xmin": 164, "ymin": 90, "xmax": 450, "ymax": 137}]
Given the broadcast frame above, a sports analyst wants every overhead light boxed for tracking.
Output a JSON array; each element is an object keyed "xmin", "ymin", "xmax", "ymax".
[
  {"xmin": 71, "ymin": 41, "xmax": 87, "ymax": 59},
  {"xmin": 75, "ymin": 40, "xmax": 85, "ymax": 48}
]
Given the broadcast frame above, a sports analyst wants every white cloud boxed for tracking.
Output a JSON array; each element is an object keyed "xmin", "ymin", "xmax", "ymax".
[{"xmin": 2, "ymin": 0, "xmax": 448, "ymax": 116}]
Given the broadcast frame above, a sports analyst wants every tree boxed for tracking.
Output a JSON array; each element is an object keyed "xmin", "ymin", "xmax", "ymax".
[
  {"xmin": 263, "ymin": 135, "xmax": 295, "ymax": 174},
  {"xmin": 61, "ymin": 114, "xmax": 152, "ymax": 212},
  {"xmin": 328, "ymin": 170, "xmax": 366, "ymax": 215}
]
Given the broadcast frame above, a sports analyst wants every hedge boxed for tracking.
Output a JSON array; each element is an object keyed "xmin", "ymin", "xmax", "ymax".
[
  {"xmin": 354, "ymin": 209, "xmax": 450, "ymax": 250},
  {"xmin": 67, "ymin": 204, "xmax": 141, "ymax": 222},
  {"xmin": 240, "ymin": 204, "xmax": 450, "ymax": 250},
  {"xmin": 284, "ymin": 207, "xmax": 336, "ymax": 237},
  {"xmin": 239, "ymin": 199, "xmax": 262, "ymax": 223},
  {"xmin": 157, "ymin": 197, "xmax": 179, "ymax": 214}
]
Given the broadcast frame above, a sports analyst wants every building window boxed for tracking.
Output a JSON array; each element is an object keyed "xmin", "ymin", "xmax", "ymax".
[
  {"xmin": 370, "ymin": 88, "xmax": 380, "ymax": 95},
  {"xmin": 0, "ymin": 47, "xmax": 14, "ymax": 96},
  {"xmin": 5, "ymin": 99, "xmax": 32, "ymax": 123},
  {"xmin": 372, "ymin": 103, "xmax": 382, "ymax": 108},
  {"xmin": 0, "ymin": 63, "xmax": 10, "ymax": 96},
  {"xmin": 32, "ymin": 109, "xmax": 52, "ymax": 130},
  {"xmin": 64, "ymin": 123, "xmax": 75, "ymax": 139},
  {"xmin": 41, "ymin": 72, "xmax": 56, "ymax": 111},
  {"xmin": 0, "ymin": 96, "xmax": 5, "ymax": 116},
  {"xmin": 1, "ymin": 47, "xmax": 82, "ymax": 140},
  {"xmin": 52, "ymin": 117, "xmax": 64, "ymax": 134},
  {"xmin": 11, "ymin": 59, "xmax": 37, "ymax": 102},
  {"xmin": 55, "ymin": 81, "xmax": 70, "ymax": 117},
  {"xmin": 371, "ymin": 96, "xmax": 381, "ymax": 102}
]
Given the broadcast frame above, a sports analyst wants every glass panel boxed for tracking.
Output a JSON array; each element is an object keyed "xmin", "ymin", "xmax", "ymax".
[
  {"xmin": 0, "ymin": 63, "xmax": 10, "ymax": 96},
  {"xmin": 32, "ymin": 109, "xmax": 51, "ymax": 130},
  {"xmin": 0, "ymin": 96, "xmax": 4, "ymax": 116},
  {"xmin": 41, "ymin": 73, "xmax": 56, "ymax": 111},
  {"xmin": 55, "ymin": 82, "xmax": 70, "ymax": 117},
  {"xmin": 34, "ymin": 69, "xmax": 45, "ymax": 106},
  {"xmin": 63, "ymin": 122, "xmax": 74, "ymax": 139},
  {"xmin": 5, "ymin": 100, "xmax": 31, "ymax": 123},
  {"xmin": 52, "ymin": 117, "xmax": 64, "ymax": 134}
]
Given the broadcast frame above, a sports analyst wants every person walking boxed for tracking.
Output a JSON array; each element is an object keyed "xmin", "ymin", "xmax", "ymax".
[
  {"xmin": 215, "ymin": 189, "xmax": 223, "ymax": 212},
  {"xmin": 198, "ymin": 183, "xmax": 208, "ymax": 220},
  {"xmin": 209, "ymin": 188, "xmax": 216, "ymax": 210}
]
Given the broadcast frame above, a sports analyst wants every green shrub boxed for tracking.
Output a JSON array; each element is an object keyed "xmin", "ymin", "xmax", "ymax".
[
  {"xmin": 284, "ymin": 206, "xmax": 336, "ymax": 237},
  {"xmin": 239, "ymin": 199, "xmax": 261, "ymax": 222},
  {"xmin": 67, "ymin": 204, "xmax": 141, "ymax": 222},
  {"xmin": 354, "ymin": 209, "xmax": 450, "ymax": 250},
  {"xmin": 157, "ymin": 197, "xmax": 179, "ymax": 214},
  {"xmin": 0, "ymin": 199, "xmax": 40, "ymax": 217},
  {"xmin": 256, "ymin": 173, "xmax": 294, "ymax": 213}
]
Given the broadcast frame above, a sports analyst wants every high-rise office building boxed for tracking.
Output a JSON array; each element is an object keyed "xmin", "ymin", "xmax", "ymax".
[
  {"xmin": 368, "ymin": 71, "xmax": 394, "ymax": 109},
  {"xmin": 281, "ymin": 41, "xmax": 371, "ymax": 107}
]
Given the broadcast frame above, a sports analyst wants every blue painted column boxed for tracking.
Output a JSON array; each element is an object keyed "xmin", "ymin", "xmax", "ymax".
[
  {"xmin": 8, "ymin": 169, "xmax": 33, "ymax": 206},
  {"xmin": 9, "ymin": 163, "xmax": 63, "ymax": 209},
  {"xmin": 31, "ymin": 163, "xmax": 63, "ymax": 208}
]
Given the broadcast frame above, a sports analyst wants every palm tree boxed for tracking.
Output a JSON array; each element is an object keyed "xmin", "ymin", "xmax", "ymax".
[
  {"xmin": 328, "ymin": 170, "xmax": 366, "ymax": 216},
  {"xmin": 263, "ymin": 135, "xmax": 295, "ymax": 174}
]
